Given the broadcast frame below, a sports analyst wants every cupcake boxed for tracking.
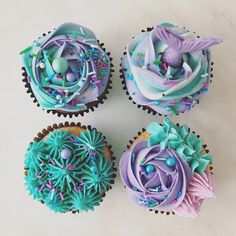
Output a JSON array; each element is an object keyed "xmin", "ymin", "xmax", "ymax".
[
  {"xmin": 20, "ymin": 23, "xmax": 114, "ymax": 117},
  {"xmin": 24, "ymin": 122, "xmax": 116, "ymax": 213},
  {"xmin": 120, "ymin": 23, "xmax": 222, "ymax": 115},
  {"xmin": 120, "ymin": 118, "xmax": 214, "ymax": 217}
]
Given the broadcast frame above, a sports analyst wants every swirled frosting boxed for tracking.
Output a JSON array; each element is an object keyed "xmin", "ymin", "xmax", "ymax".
[
  {"xmin": 21, "ymin": 23, "xmax": 111, "ymax": 112},
  {"xmin": 119, "ymin": 118, "xmax": 215, "ymax": 217},
  {"xmin": 120, "ymin": 143, "xmax": 192, "ymax": 211},
  {"xmin": 24, "ymin": 127, "xmax": 115, "ymax": 213},
  {"xmin": 121, "ymin": 22, "xmax": 222, "ymax": 115}
]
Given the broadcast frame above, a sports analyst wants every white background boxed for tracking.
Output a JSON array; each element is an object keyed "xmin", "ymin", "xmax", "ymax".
[{"xmin": 0, "ymin": 0, "xmax": 235, "ymax": 235}]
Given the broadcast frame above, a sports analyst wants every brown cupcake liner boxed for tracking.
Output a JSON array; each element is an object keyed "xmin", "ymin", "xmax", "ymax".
[
  {"xmin": 120, "ymin": 26, "xmax": 214, "ymax": 116},
  {"xmin": 21, "ymin": 31, "xmax": 114, "ymax": 118},
  {"xmin": 25, "ymin": 122, "xmax": 117, "ymax": 213},
  {"xmin": 124, "ymin": 122, "xmax": 213, "ymax": 216}
]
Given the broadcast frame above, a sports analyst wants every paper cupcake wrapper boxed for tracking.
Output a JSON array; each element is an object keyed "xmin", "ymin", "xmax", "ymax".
[
  {"xmin": 120, "ymin": 26, "xmax": 214, "ymax": 116},
  {"xmin": 125, "ymin": 123, "xmax": 213, "ymax": 216},
  {"xmin": 25, "ymin": 122, "xmax": 117, "ymax": 213},
  {"xmin": 21, "ymin": 31, "xmax": 114, "ymax": 118}
]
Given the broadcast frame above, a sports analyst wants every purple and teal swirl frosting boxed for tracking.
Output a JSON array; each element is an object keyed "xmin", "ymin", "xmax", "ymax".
[
  {"xmin": 121, "ymin": 23, "xmax": 222, "ymax": 115},
  {"xmin": 21, "ymin": 23, "xmax": 111, "ymax": 112},
  {"xmin": 120, "ymin": 118, "xmax": 214, "ymax": 216},
  {"xmin": 24, "ymin": 128, "xmax": 116, "ymax": 213},
  {"xmin": 120, "ymin": 142, "xmax": 192, "ymax": 211}
]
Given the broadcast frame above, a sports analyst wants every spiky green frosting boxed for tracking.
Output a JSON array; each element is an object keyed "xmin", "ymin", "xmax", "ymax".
[{"xmin": 24, "ymin": 128, "xmax": 116, "ymax": 213}]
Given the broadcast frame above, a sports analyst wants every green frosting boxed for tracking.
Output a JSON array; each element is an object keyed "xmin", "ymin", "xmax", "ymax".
[
  {"xmin": 24, "ymin": 128, "xmax": 115, "ymax": 213},
  {"xmin": 146, "ymin": 118, "xmax": 212, "ymax": 173}
]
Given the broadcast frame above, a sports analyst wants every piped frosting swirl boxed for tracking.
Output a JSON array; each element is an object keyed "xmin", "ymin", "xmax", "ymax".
[
  {"xmin": 21, "ymin": 23, "xmax": 111, "ymax": 112},
  {"xmin": 121, "ymin": 23, "xmax": 222, "ymax": 115}
]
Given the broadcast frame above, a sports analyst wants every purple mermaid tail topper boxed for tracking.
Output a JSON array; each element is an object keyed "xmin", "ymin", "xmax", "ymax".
[{"xmin": 155, "ymin": 25, "xmax": 222, "ymax": 68}]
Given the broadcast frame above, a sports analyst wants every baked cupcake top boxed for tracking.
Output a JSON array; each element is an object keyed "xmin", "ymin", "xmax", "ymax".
[
  {"xmin": 121, "ymin": 23, "xmax": 222, "ymax": 115},
  {"xmin": 20, "ymin": 23, "xmax": 111, "ymax": 113},
  {"xmin": 24, "ymin": 124, "xmax": 116, "ymax": 213},
  {"xmin": 120, "ymin": 118, "xmax": 214, "ymax": 217}
]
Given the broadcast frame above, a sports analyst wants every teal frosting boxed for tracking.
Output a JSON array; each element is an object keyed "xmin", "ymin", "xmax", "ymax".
[
  {"xmin": 24, "ymin": 128, "xmax": 115, "ymax": 213},
  {"xmin": 71, "ymin": 187, "xmax": 102, "ymax": 212},
  {"xmin": 46, "ymin": 129, "xmax": 73, "ymax": 159},
  {"xmin": 82, "ymin": 156, "xmax": 115, "ymax": 192},
  {"xmin": 20, "ymin": 23, "xmax": 111, "ymax": 112},
  {"xmin": 146, "ymin": 118, "xmax": 212, "ymax": 173},
  {"xmin": 72, "ymin": 129, "xmax": 105, "ymax": 159}
]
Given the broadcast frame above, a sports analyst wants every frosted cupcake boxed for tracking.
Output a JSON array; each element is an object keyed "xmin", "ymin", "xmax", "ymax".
[
  {"xmin": 120, "ymin": 118, "xmax": 214, "ymax": 217},
  {"xmin": 24, "ymin": 122, "xmax": 116, "ymax": 213},
  {"xmin": 20, "ymin": 23, "xmax": 113, "ymax": 117},
  {"xmin": 121, "ymin": 23, "xmax": 222, "ymax": 115}
]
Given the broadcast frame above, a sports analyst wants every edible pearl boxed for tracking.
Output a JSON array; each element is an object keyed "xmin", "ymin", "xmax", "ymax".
[
  {"xmin": 39, "ymin": 62, "xmax": 45, "ymax": 69},
  {"xmin": 145, "ymin": 164, "xmax": 155, "ymax": 174},
  {"xmin": 56, "ymin": 94, "xmax": 61, "ymax": 100},
  {"xmin": 61, "ymin": 148, "xmax": 72, "ymax": 159},
  {"xmin": 90, "ymin": 166, "xmax": 98, "ymax": 173},
  {"xmin": 166, "ymin": 157, "xmax": 176, "ymax": 167},
  {"xmin": 52, "ymin": 57, "xmax": 69, "ymax": 73},
  {"xmin": 66, "ymin": 72, "xmax": 76, "ymax": 82}
]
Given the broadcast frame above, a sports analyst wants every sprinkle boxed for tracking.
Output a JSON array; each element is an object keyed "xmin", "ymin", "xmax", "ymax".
[
  {"xmin": 163, "ymin": 63, "xmax": 168, "ymax": 71},
  {"xmin": 149, "ymin": 203, "xmax": 157, "ymax": 208},
  {"xmin": 137, "ymin": 52, "xmax": 144, "ymax": 57},
  {"xmin": 38, "ymin": 184, "xmax": 45, "ymax": 193},
  {"xmin": 31, "ymin": 53, "xmax": 42, "ymax": 58},
  {"xmin": 19, "ymin": 46, "xmax": 32, "ymax": 55},
  {"xmin": 178, "ymin": 191, "xmax": 182, "ymax": 197},
  {"xmin": 153, "ymin": 60, "xmax": 161, "ymax": 66},
  {"xmin": 50, "ymin": 158, "xmax": 56, "ymax": 165},
  {"xmin": 163, "ymin": 81, "xmax": 178, "ymax": 85},
  {"xmin": 80, "ymin": 27, "xmax": 85, "ymax": 36},
  {"xmin": 90, "ymin": 152, "xmax": 96, "ymax": 156},
  {"xmin": 50, "ymin": 188, "xmax": 55, "ymax": 200},
  {"xmin": 35, "ymin": 173, "xmax": 42, "ymax": 179},
  {"xmin": 155, "ymin": 100, "xmax": 161, "ymax": 105},
  {"xmin": 74, "ymin": 187, "xmax": 79, "ymax": 193},
  {"xmin": 140, "ymin": 158, "xmax": 146, "ymax": 165},
  {"xmin": 201, "ymin": 73, "xmax": 209, "ymax": 78},
  {"xmin": 53, "ymin": 40, "xmax": 61, "ymax": 47},
  {"xmin": 59, "ymin": 192, "xmax": 64, "ymax": 201}
]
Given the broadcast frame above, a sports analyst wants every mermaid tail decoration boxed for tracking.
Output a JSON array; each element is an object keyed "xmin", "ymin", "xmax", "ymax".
[{"xmin": 155, "ymin": 25, "xmax": 222, "ymax": 68}]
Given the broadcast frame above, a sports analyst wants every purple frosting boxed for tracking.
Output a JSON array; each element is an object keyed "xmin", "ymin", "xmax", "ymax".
[{"xmin": 120, "ymin": 141, "xmax": 192, "ymax": 211}]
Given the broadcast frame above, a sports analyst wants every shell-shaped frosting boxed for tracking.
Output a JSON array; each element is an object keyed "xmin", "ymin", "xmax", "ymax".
[
  {"xmin": 21, "ymin": 23, "xmax": 111, "ymax": 112},
  {"xmin": 24, "ymin": 128, "xmax": 115, "ymax": 213},
  {"xmin": 121, "ymin": 23, "xmax": 222, "ymax": 115},
  {"xmin": 120, "ymin": 142, "xmax": 192, "ymax": 211},
  {"xmin": 187, "ymin": 171, "xmax": 215, "ymax": 199},
  {"xmin": 174, "ymin": 171, "xmax": 214, "ymax": 217},
  {"xmin": 174, "ymin": 193, "xmax": 203, "ymax": 218}
]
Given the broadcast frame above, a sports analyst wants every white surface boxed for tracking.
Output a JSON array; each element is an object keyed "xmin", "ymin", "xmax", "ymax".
[{"xmin": 0, "ymin": 0, "xmax": 235, "ymax": 235}]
